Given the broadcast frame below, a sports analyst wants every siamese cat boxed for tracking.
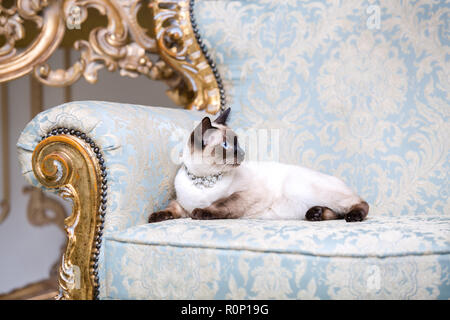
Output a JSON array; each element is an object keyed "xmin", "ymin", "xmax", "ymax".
[{"xmin": 149, "ymin": 108, "xmax": 369, "ymax": 223}]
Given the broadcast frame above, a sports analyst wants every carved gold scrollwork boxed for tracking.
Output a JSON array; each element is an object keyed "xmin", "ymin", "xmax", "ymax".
[
  {"xmin": 153, "ymin": 0, "xmax": 221, "ymax": 113},
  {"xmin": 0, "ymin": 0, "xmax": 65, "ymax": 82},
  {"xmin": 33, "ymin": 0, "xmax": 179, "ymax": 88},
  {"xmin": 32, "ymin": 135, "xmax": 102, "ymax": 300},
  {"xmin": 0, "ymin": 0, "xmax": 220, "ymax": 113}
]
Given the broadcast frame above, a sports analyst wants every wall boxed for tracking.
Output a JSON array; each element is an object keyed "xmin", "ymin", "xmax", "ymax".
[{"xmin": 0, "ymin": 49, "xmax": 176, "ymax": 293}]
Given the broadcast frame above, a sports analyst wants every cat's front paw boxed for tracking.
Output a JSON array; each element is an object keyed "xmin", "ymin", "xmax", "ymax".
[
  {"xmin": 148, "ymin": 210, "xmax": 174, "ymax": 223},
  {"xmin": 191, "ymin": 208, "xmax": 216, "ymax": 220}
]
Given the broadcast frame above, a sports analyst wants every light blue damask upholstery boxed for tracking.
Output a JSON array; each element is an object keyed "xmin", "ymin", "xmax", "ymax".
[
  {"xmin": 103, "ymin": 216, "xmax": 450, "ymax": 299},
  {"xmin": 196, "ymin": 0, "xmax": 449, "ymax": 217},
  {"xmin": 17, "ymin": 0, "xmax": 449, "ymax": 299}
]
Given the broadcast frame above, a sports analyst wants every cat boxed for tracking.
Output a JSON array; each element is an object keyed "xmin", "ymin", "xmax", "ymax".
[{"xmin": 148, "ymin": 108, "xmax": 369, "ymax": 223}]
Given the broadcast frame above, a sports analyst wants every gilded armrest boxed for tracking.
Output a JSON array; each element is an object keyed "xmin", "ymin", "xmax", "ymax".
[{"xmin": 17, "ymin": 101, "xmax": 201, "ymax": 299}]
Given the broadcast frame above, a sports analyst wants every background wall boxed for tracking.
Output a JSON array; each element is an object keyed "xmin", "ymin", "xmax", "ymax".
[{"xmin": 0, "ymin": 48, "xmax": 176, "ymax": 294}]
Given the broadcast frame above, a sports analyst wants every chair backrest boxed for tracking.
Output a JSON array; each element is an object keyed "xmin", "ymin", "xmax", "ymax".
[{"xmin": 195, "ymin": 0, "xmax": 449, "ymax": 216}]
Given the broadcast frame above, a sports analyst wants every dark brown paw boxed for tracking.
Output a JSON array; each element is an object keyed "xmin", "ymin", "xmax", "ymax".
[
  {"xmin": 191, "ymin": 208, "xmax": 216, "ymax": 220},
  {"xmin": 148, "ymin": 210, "xmax": 174, "ymax": 223},
  {"xmin": 305, "ymin": 206, "xmax": 324, "ymax": 221},
  {"xmin": 345, "ymin": 210, "xmax": 364, "ymax": 222},
  {"xmin": 345, "ymin": 201, "xmax": 369, "ymax": 222}
]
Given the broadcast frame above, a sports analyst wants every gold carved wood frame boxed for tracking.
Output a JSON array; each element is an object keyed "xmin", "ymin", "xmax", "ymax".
[
  {"xmin": 33, "ymin": 134, "xmax": 104, "ymax": 299},
  {"xmin": 0, "ymin": 0, "xmax": 223, "ymax": 113},
  {"xmin": 1, "ymin": 0, "xmax": 223, "ymax": 299}
]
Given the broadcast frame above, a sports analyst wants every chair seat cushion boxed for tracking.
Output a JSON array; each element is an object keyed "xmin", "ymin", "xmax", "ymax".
[{"xmin": 102, "ymin": 215, "xmax": 450, "ymax": 299}]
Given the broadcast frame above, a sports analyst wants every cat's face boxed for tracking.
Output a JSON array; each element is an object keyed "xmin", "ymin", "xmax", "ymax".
[{"xmin": 187, "ymin": 108, "xmax": 245, "ymax": 173}]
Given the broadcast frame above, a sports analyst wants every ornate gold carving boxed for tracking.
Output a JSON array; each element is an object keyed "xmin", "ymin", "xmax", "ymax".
[
  {"xmin": 0, "ymin": 0, "xmax": 221, "ymax": 113},
  {"xmin": 32, "ymin": 135, "xmax": 102, "ymax": 300},
  {"xmin": 0, "ymin": 83, "xmax": 10, "ymax": 224},
  {"xmin": 153, "ymin": 0, "xmax": 221, "ymax": 113},
  {"xmin": 0, "ymin": 0, "xmax": 65, "ymax": 82}
]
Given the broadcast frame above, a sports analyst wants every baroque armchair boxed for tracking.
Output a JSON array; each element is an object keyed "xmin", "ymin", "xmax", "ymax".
[{"xmin": 15, "ymin": 0, "xmax": 449, "ymax": 299}]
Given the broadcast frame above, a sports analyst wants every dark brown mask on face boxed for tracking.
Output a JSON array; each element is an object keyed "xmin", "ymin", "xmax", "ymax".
[{"xmin": 189, "ymin": 108, "xmax": 245, "ymax": 166}]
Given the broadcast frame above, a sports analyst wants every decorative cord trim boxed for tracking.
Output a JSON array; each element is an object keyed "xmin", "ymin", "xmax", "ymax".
[
  {"xmin": 189, "ymin": 0, "xmax": 227, "ymax": 112},
  {"xmin": 41, "ymin": 128, "xmax": 106, "ymax": 300}
]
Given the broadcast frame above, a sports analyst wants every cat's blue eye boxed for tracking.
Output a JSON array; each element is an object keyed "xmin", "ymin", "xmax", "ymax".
[{"xmin": 222, "ymin": 141, "xmax": 229, "ymax": 149}]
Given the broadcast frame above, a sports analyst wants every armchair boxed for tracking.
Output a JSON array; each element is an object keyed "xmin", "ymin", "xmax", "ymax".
[{"xmin": 16, "ymin": 0, "xmax": 449, "ymax": 299}]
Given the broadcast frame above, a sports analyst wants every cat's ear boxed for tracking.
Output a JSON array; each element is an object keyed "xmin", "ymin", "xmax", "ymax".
[
  {"xmin": 191, "ymin": 117, "xmax": 213, "ymax": 150},
  {"xmin": 200, "ymin": 116, "xmax": 213, "ymax": 133},
  {"xmin": 213, "ymin": 108, "xmax": 231, "ymax": 125}
]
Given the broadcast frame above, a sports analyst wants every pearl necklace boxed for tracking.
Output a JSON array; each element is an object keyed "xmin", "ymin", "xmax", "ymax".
[{"xmin": 184, "ymin": 165, "xmax": 223, "ymax": 188}]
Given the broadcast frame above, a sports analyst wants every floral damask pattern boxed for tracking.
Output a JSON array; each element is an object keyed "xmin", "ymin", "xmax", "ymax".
[
  {"xmin": 325, "ymin": 255, "xmax": 446, "ymax": 299},
  {"xmin": 108, "ymin": 216, "xmax": 450, "ymax": 257},
  {"xmin": 196, "ymin": 0, "xmax": 449, "ymax": 217},
  {"xmin": 103, "ymin": 216, "xmax": 450, "ymax": 299},
  {"xmin": 317, "ymin": 31, "xmax": 408, "ymax": 157},
  {"xmin": 108, "ymin": 243, "xmax": 222, "ymax": 299}
]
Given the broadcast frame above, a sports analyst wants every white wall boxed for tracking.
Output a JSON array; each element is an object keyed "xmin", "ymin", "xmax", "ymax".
[{"xmin": 0, "ymin": 49, "xmax": 176, "ymax": 293}]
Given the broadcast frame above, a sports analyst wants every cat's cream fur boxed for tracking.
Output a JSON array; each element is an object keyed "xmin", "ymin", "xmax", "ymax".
[{"xmin": 149, "ymin": 110, "xmax": 369, "ymax": 223}]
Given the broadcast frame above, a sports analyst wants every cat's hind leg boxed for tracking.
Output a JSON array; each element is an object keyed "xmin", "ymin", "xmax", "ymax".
[
  {"xmin": 305, "ymin": 206, "xmax": 342, "ymax": 221},
  {"xmin": 148, "ymin": 200, "xmax": 188, "ymax": 223}
]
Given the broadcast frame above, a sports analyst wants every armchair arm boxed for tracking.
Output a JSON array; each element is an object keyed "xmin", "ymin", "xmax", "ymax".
[{"xmin": 16, "ymin": 101, "xmax": 201, "ymax": 299}]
